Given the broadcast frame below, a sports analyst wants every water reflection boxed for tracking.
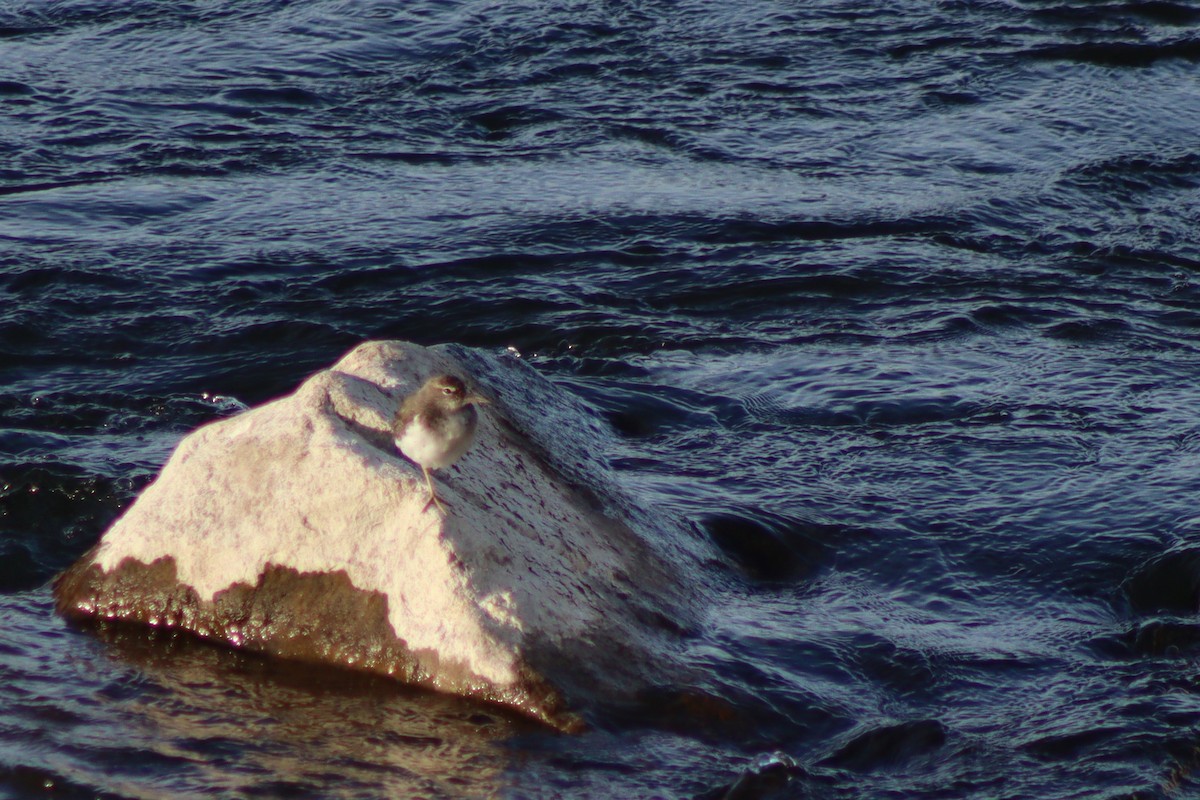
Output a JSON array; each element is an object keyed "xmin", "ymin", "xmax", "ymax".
[{"xmin": 3, "ymin": 590, "xmax": 526, "ymax": 798}]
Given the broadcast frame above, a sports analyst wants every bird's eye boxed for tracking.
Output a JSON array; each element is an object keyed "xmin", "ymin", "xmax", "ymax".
[{"xmin": 442, "ymin": 387, "xmax": 455, "ymax": 395}]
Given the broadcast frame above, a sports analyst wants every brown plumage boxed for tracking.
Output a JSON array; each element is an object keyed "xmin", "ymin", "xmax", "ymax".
[{"xmin": 392, "ymin": 374, "xmax": 491, "ymax": 513}]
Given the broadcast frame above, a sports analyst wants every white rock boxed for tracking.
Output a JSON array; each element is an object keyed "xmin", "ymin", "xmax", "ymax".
[{"xmin": 55, "ymin": 340, "xmax": 705, "ymax": 729}]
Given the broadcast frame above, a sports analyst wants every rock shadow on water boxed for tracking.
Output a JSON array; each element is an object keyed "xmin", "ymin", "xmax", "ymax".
[
  {"xmin": 697, "ymin": 508, "xmax": 833, "ymax": 584},
  {"xmin": 220, "ymin": 86, "xmax": 327, "ymax": 108},
  {"xmin": 817, "ymin": 718, "xmax": 949, "ymax": 772},
  {"xmin": 691, "ymin": 718, "xmax": 953, "ymax": 800},
  {"xmin": 1123, "ymin": 546, "xmax": 1200, "ymax": 616},
  {"xmin": 1106, "ymin": 546, "xmax": 1200, "ymax": 659}
]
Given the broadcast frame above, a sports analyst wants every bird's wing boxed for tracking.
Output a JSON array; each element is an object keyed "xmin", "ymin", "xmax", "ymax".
[{"xmin": 394, "ymin": 393, "xmax": 421, "ymax": 430}]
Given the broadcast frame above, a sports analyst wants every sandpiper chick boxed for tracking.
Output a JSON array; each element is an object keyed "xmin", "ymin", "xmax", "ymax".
[{"xmin": 393, "ymin": 374, "xmax": 491, "ymax": 514}]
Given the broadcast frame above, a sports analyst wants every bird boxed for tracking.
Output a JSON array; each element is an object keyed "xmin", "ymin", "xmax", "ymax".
[{"xmin": 392, "ymin": 374, "xmax": 491, "ymax": 514}]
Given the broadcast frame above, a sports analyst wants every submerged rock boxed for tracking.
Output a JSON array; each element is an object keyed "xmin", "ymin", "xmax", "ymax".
[{"xmin": 54, "ymin": 340, "xmax": 705, "ymax": 730}]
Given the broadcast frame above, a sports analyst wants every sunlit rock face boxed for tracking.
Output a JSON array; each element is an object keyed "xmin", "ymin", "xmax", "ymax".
[{"xmin": 53, "ymin": 340, "xmax": 705, "ymax": 730}]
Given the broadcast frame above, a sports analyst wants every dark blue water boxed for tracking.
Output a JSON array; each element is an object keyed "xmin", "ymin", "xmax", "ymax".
[{"xmin": 4, "ymin": 0, "xmax": 1200, "ymax": 796}]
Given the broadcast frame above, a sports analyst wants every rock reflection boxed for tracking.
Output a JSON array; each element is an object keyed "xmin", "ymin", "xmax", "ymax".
[{"xmin": 89, "ymin": 621, "xmax": 525, "ymax": 798}]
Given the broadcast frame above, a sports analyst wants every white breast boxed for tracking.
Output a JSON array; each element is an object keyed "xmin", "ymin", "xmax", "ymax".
[{"xmin": 395, "ymin": 410, "xmax": 477, "ymax": 470}]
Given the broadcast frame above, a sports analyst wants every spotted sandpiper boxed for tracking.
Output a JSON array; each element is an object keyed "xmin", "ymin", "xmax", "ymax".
[{"xmin": 393, "ymin": 374, "xmax": 491, "ymax": 514}]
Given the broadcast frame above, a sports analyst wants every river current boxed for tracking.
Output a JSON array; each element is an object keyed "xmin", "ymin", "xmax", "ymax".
[{"xmin": 4, "ymin": 1, "xmax": 1200, "ymax": 797}]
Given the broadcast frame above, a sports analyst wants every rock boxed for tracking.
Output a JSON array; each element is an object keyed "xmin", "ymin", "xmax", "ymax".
[{"xmin": 54, "ymin": 340, "xmax": 705, "ymax": 730}]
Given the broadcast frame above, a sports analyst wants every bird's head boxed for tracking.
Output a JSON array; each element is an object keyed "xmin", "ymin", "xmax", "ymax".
[{"xmin": 424, "ymin": 374, "xmax": 491, "ymax": 409}]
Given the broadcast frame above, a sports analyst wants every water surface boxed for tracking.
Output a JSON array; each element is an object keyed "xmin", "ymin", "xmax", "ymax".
[{"xmin": 4, "ymin": 0, "xmax": 1200, "ymax": 796}]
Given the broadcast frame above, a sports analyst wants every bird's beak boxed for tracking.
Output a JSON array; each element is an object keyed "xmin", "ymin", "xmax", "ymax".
[{"xmin": 466, "ymin": 392, "xmax": 492, "ymax": 406}]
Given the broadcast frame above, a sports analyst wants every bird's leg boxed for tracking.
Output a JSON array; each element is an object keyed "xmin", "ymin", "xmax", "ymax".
[{"xmin": 422, "ymin": 466, "xmax": 450, "ymax": 514}]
